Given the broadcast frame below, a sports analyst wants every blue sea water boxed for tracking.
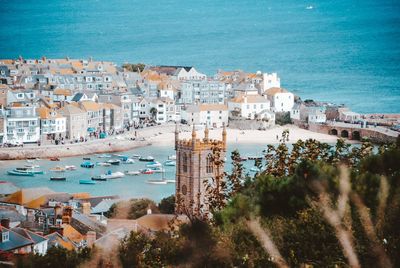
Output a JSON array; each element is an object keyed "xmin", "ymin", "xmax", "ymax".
[{"xmin": 0, "ymin": 0, "xmax": 399, "ymax": 113}]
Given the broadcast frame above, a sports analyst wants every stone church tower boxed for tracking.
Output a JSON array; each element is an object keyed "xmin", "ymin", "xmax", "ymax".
[{"xmin": 175, "ymin": 124, "xmax": 226, "ymax": 216}]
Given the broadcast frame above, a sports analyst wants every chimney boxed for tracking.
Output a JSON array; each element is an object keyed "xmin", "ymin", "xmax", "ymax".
[
  {"xmin": 1, "ymin": 218, "xmax": 10, "ymax": 229},
  {"xmin": 49, "ymin": 226, "xmax": 64, "ymax": 236},
  {"xmin": 82, "ymin": 202, "xmax": 91, "ymax": 215},
  {"xmin": 86, "ymin": 231, "xmax": 96, "ymax": 247}
]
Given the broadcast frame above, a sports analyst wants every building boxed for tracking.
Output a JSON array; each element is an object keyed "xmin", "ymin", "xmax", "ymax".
[
  {"xmin": 37, "ymin": 106, "xmax": 67, "ymax": 141},
  {"xmin": 4, "ymin": 106, "xmax": 40, "ymax": 144},
  {"xmin": 59, "ymin": 104, "xmax": 88, "ymax": 139},
  {"xmin": 101, "ymin": 103, "xmax": 124, "ymax": 132},
  {"xmin": 179, "ymin": 80, "xmax": 226, "ymax": 105},
  {"xmin": 180, "ymin": 104, "xmax": 228, "ymax": 128},
  {"xmin": 228, "ymin": 94, "xmax": 271, "ymax": 119},
  {"xmin": 77, "ymin": 101, "xmax": 102, "ymax": 133},
  {"xmin": 265, "ymin": 87, "xmax": 294, "ymax": 112},
  {"xmin": 175, "ymin": 125, "xmax": 226, "ymax": 216},
  {"xmin": 262, "ymin": 73, "xmax": 280, "ymax": 91}
]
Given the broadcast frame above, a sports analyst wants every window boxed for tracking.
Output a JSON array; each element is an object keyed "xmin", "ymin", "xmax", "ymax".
[
  {"xmin": 183, "ymin": 153, "xmax": 188, "ymax": 173},
  {"xmin": 2, "ymin": 231, "xmax": 9, "ymax": 242},
  {"xmin": 206, "ymin": 153, "xmax": 213, "ymax": 173}
]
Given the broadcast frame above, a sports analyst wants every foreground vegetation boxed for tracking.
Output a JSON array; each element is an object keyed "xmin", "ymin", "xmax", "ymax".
[{"xmin": 12, "ymin": 134, "xmax": 400, "ymax": 267}]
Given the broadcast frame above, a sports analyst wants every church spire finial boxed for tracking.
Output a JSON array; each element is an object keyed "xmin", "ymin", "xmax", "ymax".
[{"xmin": 204, "ymin": 124, "xmax": 209, "ymax": 141}]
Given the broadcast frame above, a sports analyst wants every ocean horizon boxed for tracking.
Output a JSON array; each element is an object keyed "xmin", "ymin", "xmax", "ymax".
[{"xmin": 1, "ymin": 0, "xmax": 399, "ymax": 113}]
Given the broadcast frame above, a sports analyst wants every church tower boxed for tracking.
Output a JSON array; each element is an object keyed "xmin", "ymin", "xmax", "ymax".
[{"xmin": 175, "ymin": 124, "xmax": 226, "ymax": 216}]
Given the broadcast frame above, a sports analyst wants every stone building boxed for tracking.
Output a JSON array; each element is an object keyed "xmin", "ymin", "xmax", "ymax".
[{"xmin": 175, "ymin": 124, "xmax": 226, "ymax": 217}]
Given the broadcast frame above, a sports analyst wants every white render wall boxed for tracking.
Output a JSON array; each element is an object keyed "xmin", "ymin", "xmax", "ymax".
[
  {"xmin": 272, "ymin": 93, "xmax": 294, "ymax": 112},
  {"xmin": 263, "ymin": 73, "xmax": 280, "ymax": 91}
]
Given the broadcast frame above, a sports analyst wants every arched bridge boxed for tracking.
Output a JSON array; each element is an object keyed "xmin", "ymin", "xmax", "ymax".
[{"xmin": 308, "ymin": 122, "xmax": 399, "ymax": 143}]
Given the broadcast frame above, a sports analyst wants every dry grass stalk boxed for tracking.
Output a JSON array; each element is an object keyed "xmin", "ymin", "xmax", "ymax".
[{"xmin": 246, "ymin": 218, "xmax": 289, "ymax": 268}]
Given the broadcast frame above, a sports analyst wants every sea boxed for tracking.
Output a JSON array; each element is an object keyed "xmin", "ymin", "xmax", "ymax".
[
  {"xmin": 0, "ymin": 143, "xmax": 268, "ymax": 202},
  {"xmin": 0, "ymin": 0, "xmax": 399, "ymax": 113}
]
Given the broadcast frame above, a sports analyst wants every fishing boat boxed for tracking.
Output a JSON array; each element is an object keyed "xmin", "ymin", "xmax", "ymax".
[
  {"xmin": 24, "ymin": 164, "xmax": 40, "ymax": 169},
  {"xmin": 247, "ymin": 155, "xmax": 263, "ymax": 160},
  {"xmin": 132, "ymin": 154, "xmax": 141, "ymax": 159},
  {"xmin": 50, "ymin": 177, "xmax": 66, "ymax": 181},
  {"xmin": 239, "ymin": 156, "xmax": 248, "ymax": 161},
  {"xmin": 146, "ymin": 161, "xmax": 162, "ymax": 168},
  {"xmin": 91, "ymin": 176, "xmax": 107, "ymax": 181},
  {"xmin": 7, "ymin": 169, "xmax": 35, "ymax": 176},
  {"xmin": 125, "ymin": 170, "xmax": 141, "ymax": 176},
  {"xmin": 96, "ymin": 162, "xmax": 111, "ymax": 167},
  {"xmin": 113, "ymin": 153, "xmax": 125, "ymax": 157},
  {"xmin": 98, "ymin": 154, "xmax": 112, "ymax": 158},
  {"xmin": 65, "ymin": 165, "xmax": 77, "ymax": 171},
  {"xmin": 83, "ymin": 157, "xmax": 91, "ymax": 160},
  {"xmin": 164, "ymin": 160, "xmax": 176, "ymax": 166},
  {"xmin": 49, "ymin": 157, "xmax": 60, "ymax": 161},
  {"xmin": 146, "ymin": 179, "xmax": 168, "ymax": 185},
  {"xmin": 140, "ymin": 168, "xmax": 155, "ymax": 175},
  {"xmin": 80, "ymin": 161, "xmax": 95, "ymax": 168},
  {"xmin": 122, "ymin": 158, "xmax": 135, "ymax": 164},
  {"xmin": 50, "ymin": 166, "xmax": 65, "ymax": 172},
  {"xmin": 16, "ymin": 167, "xmax": 44, "ymax": 174},
  {"xmin": 79, "ymin": 179, "xmax": 96, "ymax": 185},
  {"xmin": 107, "ymin": 159, "xmax": 121, "ymax": 165},
  {"xmin": 139, "ymin": 156, "xmax": 155, "ymax": 162},
  {"xmin": 168, "ymin": 154, "xmax": 176, "ymax": 160},
  {"xmin": 150, "ymin": 167, "xmax": 165, "ymax": 173},
  {"xmin": 101, "ymin": 171, "xmax": 125, "ymax": 179}
]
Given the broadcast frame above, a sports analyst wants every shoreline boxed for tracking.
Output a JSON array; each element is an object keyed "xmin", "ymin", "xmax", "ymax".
[{"xmin": 0, "ymin": 124, "xmax": 355, "ymax": 161}]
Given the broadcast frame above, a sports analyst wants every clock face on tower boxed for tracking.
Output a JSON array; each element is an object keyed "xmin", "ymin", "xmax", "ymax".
[{"xmin": 181, "ymin": 185, "xmax": 187, "ymax": 195}]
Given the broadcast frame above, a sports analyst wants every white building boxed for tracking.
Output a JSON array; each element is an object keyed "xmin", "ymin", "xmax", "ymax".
[
  {"xmin": 265, "ymin": 87, "xmax": 294, "ymax": 113},
  {"xmin": 228, "ymin": 94, "xmax": 271, "ymax": 119},
  {"xmin": 4, "ymin": 106, "xmax": 40, "ymax": 144},
  {"xmin": 262, "ymin": 73, "xmax": 280, "ymax": 91},
  {"xmin": 37, "ymin": 107, "xmax": 67, "ymax": 140},
  {"xmin": 181, "ymin": 104, "xmax": 228, "ymax": 128},
  {"xmin": 179, "ymin": 80, "xmax": 226, "ymax": 105},
  {"xmin": 175, "ymin": 67, "xmax": 206, "ymax": 81}
]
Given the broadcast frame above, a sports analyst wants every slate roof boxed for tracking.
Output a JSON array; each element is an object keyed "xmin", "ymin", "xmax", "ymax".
[
  {"xmin": 0, "ymin": 226, "xmax": 33, "ymax": 251},
  {"xmin": 12, "ymin": 227, "xmax": 47, "ymax": 244}
]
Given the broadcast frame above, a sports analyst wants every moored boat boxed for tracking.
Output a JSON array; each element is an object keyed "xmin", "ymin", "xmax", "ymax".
[
  {"xmin": 81, "ymin": 161, "xmax": 95, "ymax": 168},
  {"xmin": 125, "ymin": 170, "xmax": 141, "ymax": 176},
  {"xmin": 50, "ymin": 166, "xmax": 65, "ymax": 172},
  {"xmin": 140, "ymin": 168, "xmax": 155, "ymax": 175},
  {"xmin": 250, "ymin": 167, "xmax": 261, "ymax": 172},
  {"xmin": 16, "ymin": 167, "xmax": 44, "ymax": 174},
  {"xmin": 165, "ymin": 179, "xmax": 176, "ymax": 183},
  {"xmin": 146, "ymin": 161, "xmax": 162, "ymax": 168},
  {"xmin": 168, "ymin": 154, "xmax": 176, "ymax": 160},
  {"xmin": 150, "ymin": 167, "xmax": 165, "ymax": 173},
  {"xmin": 107, "ymin": 159, "xmax": 121, "ymax": 165},
  {"xmin": 132, "ymin": 154, "xmax": 141, "ymax": 159},
  {"xmin": 96, "ymin": 162, "xmax": 111, "ymax": 167},
  {"xmin": 146, "ymin": 179, "xmax": 168, "ymax": 185},
  {"xmin": 50, "ymin": 157, "xmax": 60, "ymax": 161},
  {"xmin": 50, "ymin": 177, "xmax": 66, "ymax": 181},
  {"xmin": 123, "ymin": 158, "xmax": 135, "ymax": 164},
  {"xmin": 79, "ymin": 179, "xmax": 96, "ymax": 185},
  {"xmin": 139, "ymin": 156, "xmax": 154, "ymax": 162},
  {"xmin": 101, "ymin": 171, "xmax": 125, "ymax": 179},
  {"xmin": 7, "ymin": 169, "xmax": 35, "ymax": 176},
  {"xmin": 91, "ymin": 176, "xmax": 107, "ymax": 181},
  {"xmin": 98, "ymin": 154, "xmax": 112, "ymax": 158},
  {"xmin": 65, "ymin": 165, "xmax": 77, "ymax": 171},
  {"xmin": 164, "ymin": 160, "xmax": 176, "ymax": 166},
  {"xmin": 83, "ymin": 157, "xmax": 91, "ymax": 160}
]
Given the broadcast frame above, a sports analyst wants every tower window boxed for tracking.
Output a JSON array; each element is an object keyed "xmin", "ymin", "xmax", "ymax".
[
  {"xmin": 183, "ymin": 153, "xmax": 188, "ymax": 173},
  {"xmin": 206, "ymin": 153, "xmax": 213, "ymax": 173}
]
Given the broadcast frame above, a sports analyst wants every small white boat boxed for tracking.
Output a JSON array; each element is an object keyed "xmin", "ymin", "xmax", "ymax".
[
  {"xmin": 98, "ymin": 154, "xmax": 112, "ymax": 158},
  {"xmin": 139, "ymin": 156, "xmax": 155, "ymax": 162},
  {"xmin": 165, "ymin": 179, "xmax": 176, "ymax": 183},
  {"xmin": 150, "ymin": 167, "xmax": 165, "ymax": 173},
  {"xmin": 25, "ymin": 164, "xmax": 40, "ymax": 168},
  {"xmin": 306, "ymin": 5, "xmax": 313, "ymax": 9},
  {"xmin": 132, "ymin": 154, "xmax": 141, "ymax": 159},
  {"xmin": 65, "ymin": 165, "xmax": 77, "ymax": 171},
  {"xmin": 107, "ymin": 159, "xmax": 121, "ymax": 165},
  {"xmin": 168, "ymin": 154, "xmax": 176, "ymax": 160},
  {"xmin": 123, "ymin": 158, "xmax": 135, "ymax": 164},
  {"xmin": 125, "ymin": 170, "xmax": 141, "ymax": 176},
  {"xmin": 96, "ymin": 162, "xmax": 112, "ymax": 167},
  {"xmin": 146, "ymin": 161, "xmax": 162, "ymax": 168},
  {"xmin": 146, "ymin": 180, "xmax": 168, "ymax": 185},
  {"xmin": 250, "ymin": 167, "xmax": 261, "ymax": 172},
  {"xmin": 164, "ymin": 160, "xmax": 176, "ymax": 166},
  {"xmin": 101, "ymin": 171, "xmax": 125, "ymax": 179}
]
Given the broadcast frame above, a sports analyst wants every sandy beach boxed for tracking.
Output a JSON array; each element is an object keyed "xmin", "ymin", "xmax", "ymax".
[{"xmin": 0, "ymin": 124, "xmax": 351, "ymax": 160}]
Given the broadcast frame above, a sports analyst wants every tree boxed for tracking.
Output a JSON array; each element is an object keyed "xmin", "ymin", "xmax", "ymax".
[
  {"xmin": 129, "ymin": 198, "xmax": 158, "ymax": 219},
  {"xmin": 122, "ymin": 63, "xmax": 146, "ymax": 73},
  {"xmin": 158, "ymin": 195, "xmax": 175, "ymax": 214}
]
